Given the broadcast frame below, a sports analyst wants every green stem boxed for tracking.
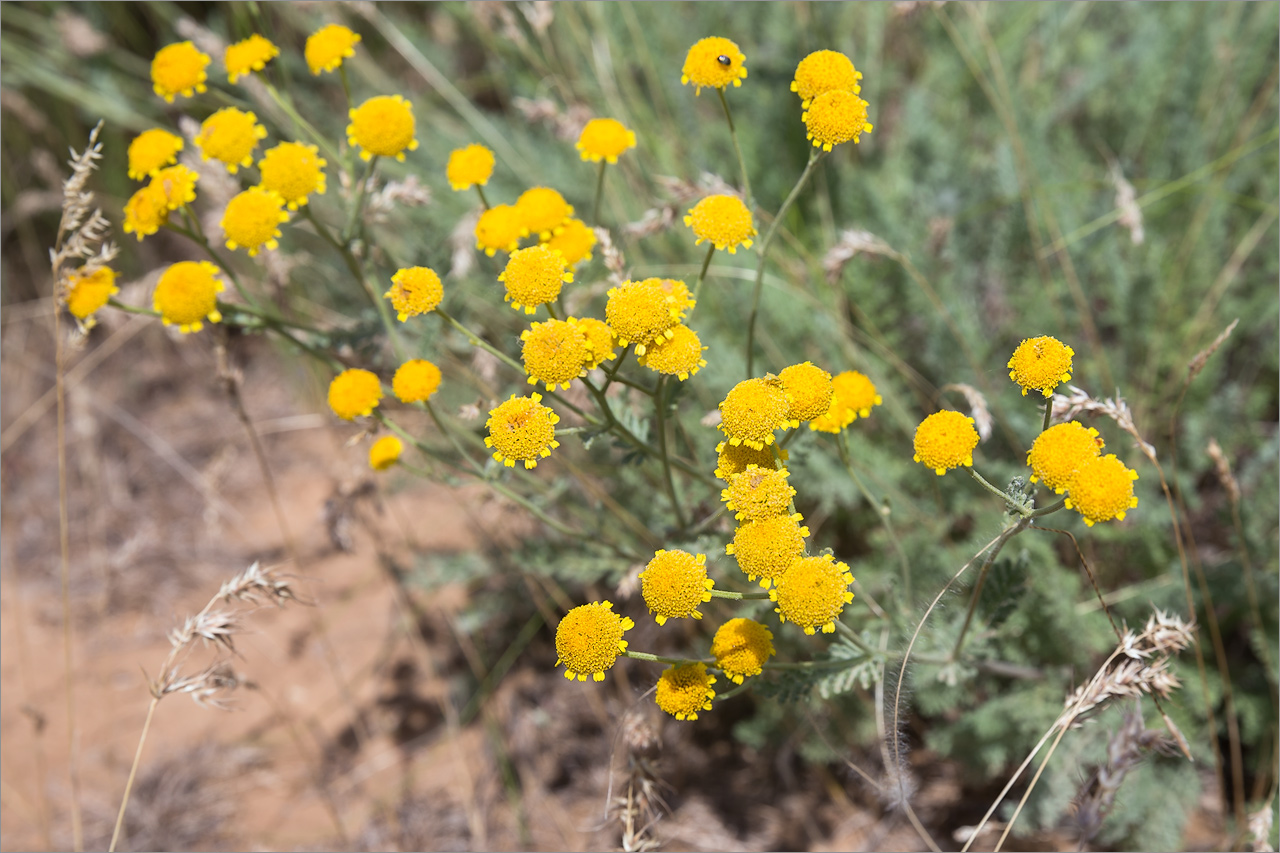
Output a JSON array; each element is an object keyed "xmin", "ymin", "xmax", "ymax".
[
  {"xmin": 835, "ymin": 621, "xmax": 882, "ymax": 657},
  {"xmin": 161, "ymin": 221, "xmax": 253, "ymax": 306},
  {"xmin": 717, "ymin": 87, "xmax": 752, "ymax": 207},
  {"xmin": 690, "ymin": 243, "xmax": 716, "ymax": 309},
  {"xmin": 967, "ymin": 466, "xmax": 1021, "ymax": 510},
  {"xmin": 342, "ymin": 155, "xmax": 377, "ymax": 244},
  {"xmin": 622, "ymin": 650, "xmax": 706, "ymax": 666},
  {"xmin": 262, "ymin": 81, "xmax": 342, "ymax": 166},
  {"xmin": 338, "ymin": 65, "xmax": 354, "ymax": 113},
  {"xmin": 1030, "ymin": 495, "xmax": 1069, "ymax": 518},
  {"xmin": 839, "ymin": 434, "xmax": 912, "ymax": 605},
  {"xmin": 745, "ymin": 149, "xmax": 823, "ymax": 378},
  {"xmin": 653, "ymin": 378, "xmax": 687, "ymax": 530},
  {"xmin": 591, "ymin": 159, "xmax": 607, "ymax": 226},
  {"xmin": 1041, "ymin": 399, "xmax": 1053, "ymax": 434},
  {"xmin": 475, "ymin": 184, "xmax": 491, "ymax": 211},
  {"xmin": 106, "ymin": 298, "xmax": 158, "ymax": 318},
  {"xmin": 707, "ymin": 588, "xmax": 771, "ymax": 600},
  {"xmin": 951, "ymin": 518, "xmax": 1028, "ymax": 662}
]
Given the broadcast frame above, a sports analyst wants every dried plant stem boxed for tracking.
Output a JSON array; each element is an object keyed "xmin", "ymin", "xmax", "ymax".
[
  {"xmin": 993, "ymin": 724, "xmax": 1071, "ymax": 852},
  {"xmin": 951, "ymin": 519, "xmax": 1026, "ymax": 662},
  {"xmin": 107, "ymin": 697, "xmax": 158, "ymax": 853}
]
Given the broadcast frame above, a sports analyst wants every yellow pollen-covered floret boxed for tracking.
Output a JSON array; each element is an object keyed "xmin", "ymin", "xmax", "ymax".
[
  {"xmin": 648, "ymin": 277, "xmax": 696, "ymax": 320},
  {"xmin": 1027, "ymin": 421, "xmax": 1103, "ymax": 494},
  {"xmin": 779, "ymin": 361, "xmax": 834, "ymax": 426},
  {"xmin": 305, "ymin": 23, "xmax": 361, "ymax": 75},
  {"xmin": 542, "ymin": 218, "xmax": 596, "ymax": 266},
  {"xmin": 347, "ymin": 94, "xmax": 419, "ymax": 162},
  {"xmin": 499, "ymin": 244, "xmax": 573, "ymax": 314},
  {"xmin": 555, "ymin": 601, "xmax": 633, "ymax": 682},
  {"xmin": 521, "ymin": 318, "xmax": 590, "ymax": 390},
  {"xmin": 771, "ymin": 554, "xmax": 855, "ymax": 635},
  {"xmin": 369, "ymin": 435, "xmax": 403, "ymax": 471},
  {"xmin": 912, "ymin": 410, "xmax": 979, "ymax": 475},
  {"xmin": 604, "ymin": 279, "xmax": 678, "ymax": 355},
  {"xmin": 655, "ymin": 662, "xmax": 716, "ymax": 720},
  {"xmin": 576, "ymin": 117, "xmax": 637, "ymax": 163},
  {"xmin": 152, "ymin": 165, "xmax": 199, "ymax": 211},
  {"xmin": 128, "ymin": 129, "xmax": 184, "ymax": 180},
  {"xmin": 258, "ymin": 141, "xmax": 327, "ymax": 210},
  {"xmin": 790, "ymin": 49, "xmax": 863, "ymax": 108},
  {"xmin": 1008, "ymin": 335, "xmax": 1075, "ymax": 397},
  {"xmin": 638, "ymin": 324, "xmax": 707, "ymax": 381},
  {"xmin": 221, "ymin": 187, "xmax": 289, "ymax": 257},
  {"xmin": 718, "ymin": 376, "xmax": 790, "ymax": 450},
  {"xmin": 392, "ymin": 359, "xmax": 442, "ymax": 403},
  {"xmin": 575, "ymin": 317, "xmax": 617, "ymax": 370},
  {"xmin": 475, "ymin": 203, "xmax": 528, "ymax": 256},
  {"xmin": 714, "ymin": 440, "xmax": 782, "ymax": 481},
  {"xmin": 680, "ymin": 36, "xmax": 747, "ymax": 94},
  {"xmin": 484, "ymin": 393, "xmax": 561, "ymax": 469},
  {"xmin": 639, "ymin": 549, "xmax": 714, "ymax": 626},
  {"xmin": 515, "ymin": 187, "xmax": 574, "ymax": 241},
  {"xmin": 224, "ymin": 34, "xmax": 279, "ymax": 84},
  {"xmin": 811, "ymin": 370, "xmax": 882, "ymax": 433},
  {"xmin": 152, "ymin": 260, "xmax": 224, "ymax": 333},
  {"xmin": 446, "ymin": 143, "xmax": 495, "ymax": 191},
  {"xmin": 65, "ymin": 266, "xmax": 119, "ymax": 324},
  {"xmin": 711, "ymin": 618, "xmax": 775, "ymax": 684},
  {"xmin": 385, "ymin": 266, "xmax": 444, "ymax": 321},
  {"xmin": 1064, "ymin": 453, "xmax": 1139, "ymax": 527},
  {"xmin": 684, "ymin": 194, "xmax": 756, "ymax": 254},
  {"xmin": 328, "ymin": 368, "xmax": 383, "ymax": 420},
  {"xmin": 122, "ymin": 183, "xmax": 170, "ymax": 241},
  {"xmin": 803, "ymin": 89, "xmax": 873, "ymax": 152},
  {"xmin": 151, "ymin": 41, "xmax": 209, "ymax": 102},
  {"xmin": 726, "ymin": 513, "xmax": 809, "ymax": 588},
  {"xmin": 195, "ymin": 107, "xmax": 268, "ymax": 174},
  {"xmin": 722, "ymin": 464, "xmax": 796, "ymax": 522}
]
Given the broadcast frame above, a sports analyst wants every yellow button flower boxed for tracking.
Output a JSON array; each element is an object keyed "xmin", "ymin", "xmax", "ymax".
[
  {"xmin": 65, "ymin": 266, "xmax": 119, "ymax": 324},
  {"xmin": 680, "ymin": 36, "xmax": 747, "ymax": 95},
  {"xmin": 791, "ymin": 49, "xmax": 863, "ymax": 108},
  {"xmin": 655, "ymin": 662, "xmax": 717, "ymax": 721},
  {"xmin": 305, "ymin": 23, "xmax": 361, "ymax": 75},
  {"xmin": 151, "ymin": 41, "xmax": 209, "ymax": 102},
  {"xmin": 711, "ymin": 618, "xmax": 775, "ymax": 684},
  {"xmin": 475, "ymin": 203, "xmax": 528, "ymax": 256},
  {"xmin": 722, "ymin": 464, "xmax": 795, "ymax": 522},
  {"xmin": 810, "ymin": 370, "xmax": 882, "ymax": 433},
  {"xmin": 328, "ymin": 368, "xmax": 383, "ymax": 420},
  {"xmin": 1027, "ymin": 421, "xmax": 1103, "ymax": 494},
  {"xmin": 500, "ymin": 244, "xmax": 573, "ymax": 314},
  {"xmin": 152, "ymin": 260, "xmax": 224, "ymax": 333},
  {"xmin": 555, "ymin": 600, "xmax": 634, "ymax": 682},
  {"xmin": 369, "ymin": 435, "xmax": 403, "ymax": 471},
  {"xmin": 576, "ymin": 317, "xmax": 617, "ymax": 370},
  {"xmin": 604, "ymin": 279, "xmax": 678, "ymax": 355},
  {"xmin": 225, "ymin": 33, "xmax": 279, "ymax": 84},
  {"xmin": 1065, "ymin": 454, "xmax": 1139, "ymax": 527},
  {"xmin": 385, "ymin": 266, "xmax": 443, "ymax": 321},
  {"xmin": 521, "ymin": 318, "xmax": 590, "ymax": 390},
  {"xmin": 122, "ymin": 183, "xmax": 170, "ymax": 241},
  {"xmin": 714, "ymin": 440, "xmax": 781, "ymax": 481},
  {"xmin": 484, "ymin": 393, "xmax": 560, "ymax": 469},
  {"xmin": 684, "ymin": 194, "xmax": 756, "ymax": 254},
  {"xmin": 392, "ymin": 359, "xmax": 442, "ymax": 403},
  {"xmin": 127, "ymin": 129, "xmax": 184, "ymax": 181},
  {"xmin": 542, "ymin": 218, "xmax": 596, "ymax": 266},
  {"xmin": 726, "ymin": 513, "xmax": 809, "ymax": 588},
  {"xmin": 779, "ymin": 361, "xmax": 834, "ymax": 426},
  {"xmin": 576, "ymin": 117, "xmax": 637, "ymax": 163},
  {"xmin": 912, "ymin": 410, "xmax": 979, "ymax": 475},
  {"xmin": 1008, "ymin": 335, "xmax": 1074, "ymax": 397},
  {"xmin": 638, "ymin": 323, "xmax": 706, "ymax": 381},
  {"xmin": 639, "ymin": 549, "xmax": 713, "ymax": 626},
  {"xmin": 718, "ymin": 376, "xmax": 789, "ymax": 450},
  {"xmin": 258, "ymin": 141, "xmax": 327, "ymax": 210},
  {"xmin": 445, "ymin": 143, "xmax": 495, "ymax": 191},
  {"xmin": 221, "ymin": 187, "xmax": 289, "ymax": 257},
  {"xmin": 195, "ymin": 107, "xmax": 268, "ymax": 174},
  {"xmin": 649, "ymin": 277, "xmax": 696, "ymax": 321},
  {"xmin": 347, "ymin": 94, "xmax": 418, "ymax": 162},
  {"xmin": 803, "ymin": 89, "xmax": 873, "ymax": 152},
  {"xmin": 771, "ymin": 554, "xmax": 855, "ymax": 635},
  {"xmin": 152, "ymin": 165, "xmax": 198, "ymax": 211},
  {"xmin": 516, "ymin": 187, "xmax": 574, "ymax": 241}
]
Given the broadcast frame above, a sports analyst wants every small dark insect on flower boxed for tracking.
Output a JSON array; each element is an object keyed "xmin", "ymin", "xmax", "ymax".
[{"xmin": 717, "ymin": 55, "xmax": 731, "ymax": 66}]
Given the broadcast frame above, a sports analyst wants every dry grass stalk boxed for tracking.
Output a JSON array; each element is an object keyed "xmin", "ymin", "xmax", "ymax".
[
  {"xmin": 1206, "ymin": 437, "xmax": 1241, "ymax": 505},
  {"xmin": 610, "ymin": 711, "xmax": 664, "ymax": 853},
  {"xmin": 623, "ymin": 173, "xmax": 739, "ymax": 239},
  {"xmin": 1187, "ymin": 317, "xmax": 1239, "ymax": 384},
  {"xmin": 1070, "ymin": 706, "xmax": 1177, "ymax": 846},
  {"xmin": 594, "ymin": 226, "xmax": 628, "ymax": 286},
  {"xmin": 512, "ymin": 95, "xmax": 593, "ymax": 141},
  {"xmin": 1108, "ymin": 162, "xmax": 1145, "ymax": 245},
  {"xmin": 823, "ymin": 228, "xmax": 894, "ymax": 283},
  {"xmin": 1050, "ymin": 384, "xmax": 1157, "ymax": 462},
  {"xmin": 941, "ymin": 383, "xmax": 993, "ymax": 442}
]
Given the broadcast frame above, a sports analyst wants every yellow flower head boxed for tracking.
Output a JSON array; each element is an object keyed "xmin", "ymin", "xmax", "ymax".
[
  {"xmin": 605, "ymin": 279, "xmax": 678, "ymax": 355},
  {"xmin": 650, "ymin": 278, "xmax": 696, "ymax": 320},
  {"xmin": 151, "ymin": 41, "xmax": 209, "ymax": 102},
  {"xmin": 779, "ymin": 361, "xmax": 834, "ymax": 426},
  {"xmin": 1027, "ymin": 421, "xmax": 1103, "ymax": 494},
  {"xmin": 811, "ymin": 370, "xmax": 882, "ymax": 433},
  {"xmin": 484, "ymin": 393, "xmax": 560, "ymax": 469},
  {"xmin": 542, "ymin": 218, "xmax": 596, "ymax": 266},
  {"xmin": 714, "ymin": 440, "xmax": 781, "ymax": 481},
  {"xmin": 803, "ymin": 89, "xmax": 873, "ymax": 152},
  {"xmin": 516, "ymin": 186, "xmax": 574, "ymax": 241},
  {"xmin": 711, "ymin": 618, "xmax": 775, "ymax": 684},
  {"xmin": 305, "ymin": 23, "xmax": 361, "ymax": 75},
  {"xmin": 722, "ymin": 464, "xmax": 796, "ymax": 522},
  {"xmin": 328, "ymin": 368, "xmax": 383, "ymax": 420},
  {"xmin": 369, "ymin": 435, "xmax": 403, "ymax": 471},
  {"xmin": 392, "ymin": 358, "xmax": 442, "ymax": 403},
  {"xmin": 655, "ymin": 662, "xmax": 717, "ymax": 720},
  {"xmin": 347, "ymin": 95, "xmax": 418, "ymax": 162},
  {"xmin": 639, "ymin": 549, "xmax": 713, "ymax": 626},
  {"xmin": 727, "ymin": 513, "xmax": 809, "ymax": 588},
  {"xmin": 638, "ymin": 324, "xmax": 707, "ymax": 381},
  {"xmin": 152, "ymin": 165, "xmax": 198, "ymax": 211},
  {"xmin": 152, "ymin": 260, "xmax": 224, "ymax": 333},
  {"xmin": 65, "ymin": 266, "xmax": 119, "ymax": 324},
  {"xmin": 1008, "ymin": 335, "xmax": 1074, "ymax": 398},
  {"xmin": 555, "ymin": 600, "xmax": 634, "ymax": 682},
  {"xmin": 196, "ymin": 107, "xmax": 268, "ymax": 174},
  {"xmin": 222, "ymin": 187, "xmax": 289, "ymax": 257},
  {"xmin": 576, "ymin": 317, "xmax": 617, "ymax": 370},
  {"xmin": 385, "ymin": 266, "xmax": 443, "ymax": 321},
  {"xmin": 225, "ymin": 34, "xmax": 279, "ymax": 84},
  {"xmin": 576, "ymin": 118, "xmax": 637, "ymax": 163},
  {"xmin": 521, "ymin": 318, "xmax": 590, "ymax": 390},
  {"xmin": 500, "ymin": 244, "xmax": 573, "ymax": 314},
  {"xmin": 475, "ymin": 203, "xmax": 528, "ymax": 256},
  {"xmin": 912, "ymin": 410, "xmax": 979, "ymax": 475},
  {"xmin": 122, "ymin": 183, "xmax": 170, "ymax": 241},
  {"xmin": 791, "ymin": 49, "xmax": 863, "ymax": 108},
  {"xmin": 1065, "ymin": 454, "xmax": 1139, "ymax": 527},
  {"xmin": 684, "ymin": 194, "xmax": 756, "ymax": 254},
  {"xmin": 258, "ymin": 141, "xmax": 327, "ymax": 210},
  {"xmin": 127, "ymin": 129, "xmax": 184, "ymax": 181},
  {"xmin": 680, "ymin": 36, "xmax": 747, "ymax": 94},
  {"xmin": 446, "ymin": 143, "xmax": 495, "ymax": 191},
  {"xmin": 718, "ymin": 376, "xmax": 790, "ymax": 450},
  {"xmin": 771, "ymin": 554, "xmax": 855, "ymax": 635}
]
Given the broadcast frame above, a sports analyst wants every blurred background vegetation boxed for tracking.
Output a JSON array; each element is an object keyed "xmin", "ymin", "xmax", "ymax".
[{"xmin": 2, "ymin": 2, "xmax": 1276, "ymax": 850}]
